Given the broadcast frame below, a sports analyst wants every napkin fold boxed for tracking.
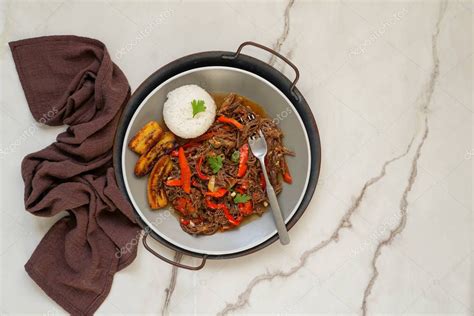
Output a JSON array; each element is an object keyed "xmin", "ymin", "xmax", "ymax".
[{"xmin": 9, "ymin": 35, "xmax": 140, "ymax": 316}]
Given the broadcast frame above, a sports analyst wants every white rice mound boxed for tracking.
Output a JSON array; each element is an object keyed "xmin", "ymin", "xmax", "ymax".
[{"xmin": 163, "ymin": 85, "xmax": 216, "ymax": 139}]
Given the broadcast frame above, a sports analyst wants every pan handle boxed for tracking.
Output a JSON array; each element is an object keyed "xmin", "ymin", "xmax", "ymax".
[
  {"xmin": 222, "ymin": 41, "xmax": 300, "ymax": 100},
  {"xmin": 142, "ymin": 231, "xmax": 207, "ymax": 270}
]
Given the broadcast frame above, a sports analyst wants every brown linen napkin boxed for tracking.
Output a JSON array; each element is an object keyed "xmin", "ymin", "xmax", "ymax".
[{"xmin": 9, "ymin": 35, "xmax": 141, "ymax": 315}]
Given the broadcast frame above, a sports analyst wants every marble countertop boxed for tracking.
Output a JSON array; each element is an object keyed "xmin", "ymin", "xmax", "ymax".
[{"xmin": 1, "ymin": 0, "xmax": 472, "ymax": 315}]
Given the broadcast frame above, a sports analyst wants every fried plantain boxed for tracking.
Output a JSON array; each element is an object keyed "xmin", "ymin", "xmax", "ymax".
[
  {"xmin": 128, "ymin": 121, "xmax": 163, "ymax": 155},
  {"xmin": 147, "ymin": 155, "xmax": 173, "ymax": 209},
  {"xmin": 134, "ymin": 132, "xmax": 175, "ymax": 177}
]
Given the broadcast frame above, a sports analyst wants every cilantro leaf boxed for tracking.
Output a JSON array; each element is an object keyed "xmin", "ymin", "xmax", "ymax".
[
  {"xmin": 191, "ymin": 99, "xmax": 206, "ymax": 117},
  {"xmin": 207, "ymin": 155, "xmax": 223, "ymax": 174},
  {"xmin": 231, "ymin": 150, "xmax": 240, "ymax": 163},
  {"xmin": 234, "ymin": 193, "xmax": 251, "ymax": 204}
]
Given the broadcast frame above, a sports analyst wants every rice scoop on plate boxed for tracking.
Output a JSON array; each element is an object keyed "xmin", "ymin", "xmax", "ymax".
[{"xmin": 163, "ymin": 85, "xmax": 216, "ymax": 139}]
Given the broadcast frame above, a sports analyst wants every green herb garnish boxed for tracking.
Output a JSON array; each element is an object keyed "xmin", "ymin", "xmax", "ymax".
[
  {"xmin": 231, "ymin": 150, "xmax": 240, "ymax": 163},
  {"xmin": 191, "ymin": 99, "xmax": 206, "ymax": 117},
  {"xmin": 234, "ymin": 193, "xmax": 251, "ymax": 204},
  {"xmin": 207, "ymin": 155, "xmax": 223, "ymax": 174}
]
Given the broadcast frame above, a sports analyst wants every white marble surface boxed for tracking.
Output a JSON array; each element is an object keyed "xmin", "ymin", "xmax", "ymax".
[{"xmin": 0, "ymin": 0, "xmax": 473, "ymax": 315}]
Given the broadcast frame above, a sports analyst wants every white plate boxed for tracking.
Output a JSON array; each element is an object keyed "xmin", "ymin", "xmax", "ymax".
[{"xmin": 122, "ymin": 66, "xmax": 311, "ymax": 255}]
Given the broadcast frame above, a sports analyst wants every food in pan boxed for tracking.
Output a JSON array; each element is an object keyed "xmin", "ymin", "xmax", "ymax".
[
  {"xmin": 128, "ymin": 89, "xmax": 293, "ymax": 235},
  {"xmin": 163, "ymin": 84, "xmax": 216, "ymax": 139}
]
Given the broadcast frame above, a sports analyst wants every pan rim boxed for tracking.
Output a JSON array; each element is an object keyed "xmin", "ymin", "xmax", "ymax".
[{"xmin": 121, "ymin": 66, "xmax": 311, "ymax": 255}]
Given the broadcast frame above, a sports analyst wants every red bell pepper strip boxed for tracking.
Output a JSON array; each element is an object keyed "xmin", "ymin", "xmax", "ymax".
[
  {"xmin": 237, "ymin": 144, "xmax": 249, "ymax": 177},
  {"xmin": 182, "ymin": 141, "xmax": 201, "ymax": 150},
  {"xmin": 217, "ymin": 116, "xmax": 244, "ymax": 130},
  {"xmin": 281, "ymin": 159, "xmax": 293, "ymax": 184},
  {"xmin": 205, "ymin": 188, "xmax": 227, "ymax": 198},
  {"xmin": 178, "ymin": 147, "xmax": 191, "ymax": 193},
  {"xmin": 205, "ymin": 196, "xmax": 220, "ymax": 209},
  {"xmin": 171, "ymin": 150, "xmax": 179, "ymax": 157},
  {"xmin": 238, "ymin": 201, "xmax": 253, "ymax": 215},
  {"xmin": 205, "ymin": 197, "xmax": 241, "ymax": 226},
  {"xmin": 235, "ymin": 187, "xmax": 245, "ymax": 194},
  {"xmin": 172, "ymin": 141, "xmax": 201, "ymax": 155},
  {"xmin": 283, "ymin": 172, "xmax": 292, "ymax": 184},
  {"xmin": 174, "ymin": 197, "xmax": 195, "ymax": 215},
  {"xmin": 180, "ymin": 218, "xmax": 190, "ymax": 226},
  {"xmin": 174, "ymin": 198, "xmax": 188, "ymax": 215},
  {"xmin": 196, "ymin": 155, "xmax": 209, "ymax": 180},
  {"xmin": 240, "ymin": 179, "xmax": 249, "ymax": 190},
  {"xmin": 165, "ymin": 179, "xmax": 182, "ymax": 186},
  {"xmin": 259, "ymin": 172, "xmax": 266, "ymax": 190},
  {"xmin": 221, "ymin": 204, "xmax": 242, "ymax": 226}
]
